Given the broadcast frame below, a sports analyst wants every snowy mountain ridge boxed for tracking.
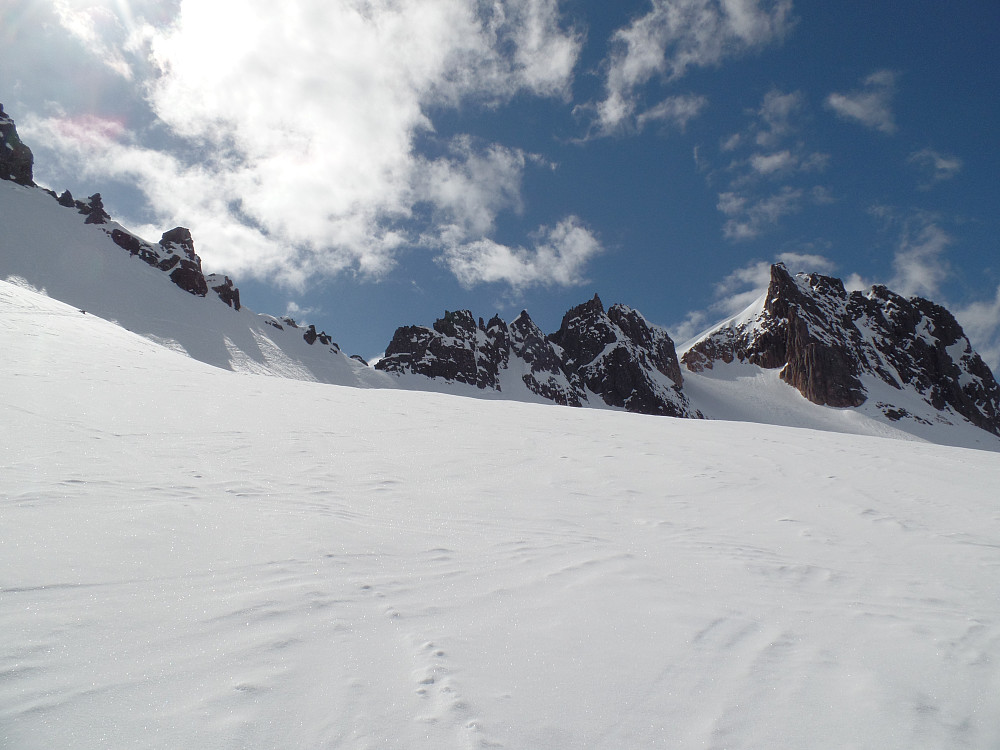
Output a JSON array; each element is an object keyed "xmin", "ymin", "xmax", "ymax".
[
  {"xmin": 3, "ymin": 103, "xmax": 1000, "ymax": 450},
  {"xmin": 376, "ymin": 296, "xmax": 698, "ymax": 418}
]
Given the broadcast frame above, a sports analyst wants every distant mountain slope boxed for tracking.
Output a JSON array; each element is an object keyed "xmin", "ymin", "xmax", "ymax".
[{"xmin": 0, "ymin": 180, "xmax": 388, "ymax": 388}]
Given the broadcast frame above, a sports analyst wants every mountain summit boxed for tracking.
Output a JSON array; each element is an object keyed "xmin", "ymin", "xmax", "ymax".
[{"xmin": 682, "ymin": 263, "xmax": 1000, "ymax": 437}]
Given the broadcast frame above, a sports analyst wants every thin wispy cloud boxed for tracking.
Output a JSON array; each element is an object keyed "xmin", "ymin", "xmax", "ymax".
[
  {"xmin": 717, "ymin": 187, "xmax": 803, "ymax": 240},
  {"xmin": 907, "ymin": 148, "xmax": 963, "ymax": 189},
  {"xmin": 593, "ymin": 0, "xmax": 794, "ymax": 134},
  {"xmin": 825, "ymin": 70, "xmax": 898, "ymax": 134},
  {"xmin": 891, "ymin": 216, "xmax": 952, "ymax": 298},
  {"xmin": 710, "ymin": 88, "xmax": 830, "ymax": 240},
  {"xmin": 635, "ymin": 94, "xmax": 709, "ymax": 132}
]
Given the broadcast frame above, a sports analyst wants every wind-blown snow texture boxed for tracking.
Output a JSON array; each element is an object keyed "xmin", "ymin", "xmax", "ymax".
[{"xmin": 3, "ymin": 278, "xmax": 1000, "ymax": 749}]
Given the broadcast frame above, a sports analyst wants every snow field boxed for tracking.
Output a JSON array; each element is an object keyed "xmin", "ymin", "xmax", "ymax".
[{"xmin": 2, "ymin": 281, "xmax": 1000, "ymax": 749}]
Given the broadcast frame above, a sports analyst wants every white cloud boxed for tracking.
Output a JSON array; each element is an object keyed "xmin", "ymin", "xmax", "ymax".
[
  {"xmin": 442, "ymin": 216, "xmax": 603, "ymax": 288},
  {"xmin": 717, "ymin": 186, "xmax": 803, "ymax": 240},
  {"xmin": 890, "ymin": 217, "xmax": 952, "ymax": 298},
  {"xmin": 710, "ymin": 88, "xmax": 830, "ymax": 239},
  {"xmin": 825, "ymin": 70, "xmax": 897, "ymax": 134},
  {"xmin": 595, "ymin": 0, "xmax": 794, "ymax": 133},
  {"xmin": 749, "ymin": 149, "xmax": 796, "ymax": 175},
  {"xmin": 23, "ymin": 0, "xmax": 589, "ymax": 291},
  {"xmin": 52, "ymin": 0, "xmax": 135, "ymax": 79},
  {"xmin": 907, "ymin": 148, "xmax": 963, "ymax": 188},
  {"xmin": 954, "ymin": 287, "xmax": 1000, "ymax": 373},
  {"xmin": 636, "ymin": 94, "xmax": 709, "ymax": 132},
  {"xmin": 754, "ymin": 88, "xmax": 801, "ymax": 147},
  {"xmin": 417, "ymin": 137, "xmax": 529, "ymax": 238}
]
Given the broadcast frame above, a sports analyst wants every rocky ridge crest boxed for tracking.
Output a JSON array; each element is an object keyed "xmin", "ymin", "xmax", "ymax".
[
  {"xmin": 376, "ymin": 295, "xmax": 698, "ymax": 418},
  {"xmin": 682, "ymin": 263, "xmax": 1000, "ymax": 436}
]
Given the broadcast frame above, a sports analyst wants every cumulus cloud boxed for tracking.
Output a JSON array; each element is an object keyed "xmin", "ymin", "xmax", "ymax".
[
  {"xmin": 52, "ymin": 0, "xmax": 136, "ymax": 79},
  {"xmin": 442, "ymin": 216, "xmax": 603, "ymax": 289},
  {"xmin": 594, "ymin": 0, "xmax": 794, "ymax": 133},
  {"xmin": 417, "ymin": 137, "xmax": 530, "ymax": 238},
  {"xmin": 22, "ymin": 0, "xmax": 591, "ymax": 291},
  {"xmin": 825, "ymin": 70, "xmax": 897, "ymax": 134},
  {"xmin": 907, "ymin": 148, "xmax": 963, "ymax": 189}
]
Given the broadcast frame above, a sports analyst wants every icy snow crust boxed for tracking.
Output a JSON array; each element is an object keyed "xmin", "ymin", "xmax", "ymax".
[{"xmin": 3, "ymin": 279, "xmax": 1000, "ymax": 749}]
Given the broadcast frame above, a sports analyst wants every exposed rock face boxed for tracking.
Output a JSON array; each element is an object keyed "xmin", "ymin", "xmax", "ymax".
[
  {"xmin": 206, "ymin": 274, "xmax": 241, "ymax": 310},
  {"xmin": 159, "ymin": 227, "xmax": 208, "ymax": 297},
  {"xmin": 108, "ymin": 223, "xmax": 239, "ymax": 306},
  {"xmin": 509, "ymin": 311, "xmax": 582, "ymax": 406},
  {"xmin": 683, "ymin": 263, "xmax": 1000, "ymax": 435},
  {"xmin": 550, "ymin": 295, "xmax": 690, "ymax": 416},
  {"xmin": 377, "ymin": 310, "xmax": 499, "ymax": 389},
  {"xmin": 0, "ymin": 104, "xmax": 34, "ymax": 186},
  {"xmin": 303, "ymin": 325, "xmax": 336, "ymax": 348},
  {"xmin": 376, "ymin": 297, "xmax": 697, "ymax": 418},
  {"xmin": 80, "ymin": 193, "xmax": 112, "ymax": 225}
]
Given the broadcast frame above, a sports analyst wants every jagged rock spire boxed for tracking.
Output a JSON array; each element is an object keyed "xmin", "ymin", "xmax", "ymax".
[{"xmin": 0, "ymin": 103, "xmax": 35, "ymax": 186}]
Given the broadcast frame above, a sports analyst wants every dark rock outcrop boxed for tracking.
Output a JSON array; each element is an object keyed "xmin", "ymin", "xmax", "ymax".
[
  {"xmin": 509, "ymin": 311, "xmax": 582, "ymax": 406},
  {"xmin": 0, "ymin": 104, "xmax": 34, "ymax": 186},
  {"xmin": 303, "ymin": 324, "xmax": 336, "ymax": 348},
  {"xmin": 206, "ymin": 274, "xmax": 241, "ymax": 310},
  {"xmin": 159, "ymin": 227, "xmax": 208, "ymax": 297},
  {"xmin": 683, "ymin": 263, "xmax": 1000, "ymax": 435},
  {"xmin": 550, "ymin": 295, "xmax": 690, "ymax": 417},
  {"xmin": 81, "ymin": 193, "xmax": 112, "ymax": 225},
  {"xmin": 376, "ymin": 297, "xmax": 697, "ymax": 418},
  {"xmin": 377, "ymin": 310, "xmax": 492, "ymax": 388}
]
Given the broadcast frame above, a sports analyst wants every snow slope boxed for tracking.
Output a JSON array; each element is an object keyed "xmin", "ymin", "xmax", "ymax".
[
  {"xmin": 3, "ymin": 279, "xmax": 1000, "ymax": 749},
  {"xmin": 0, "ymin": 180, "xmax": 388, "ymax": 388},
  {"xmin": 681, "ymin": 359, "xmax": 1000, "ymax": 451}
]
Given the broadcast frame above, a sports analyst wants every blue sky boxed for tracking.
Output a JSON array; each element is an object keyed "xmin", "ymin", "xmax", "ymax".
[{"xmin": 3, "ymin": 0, "xmax": 999, "ymax": 366}]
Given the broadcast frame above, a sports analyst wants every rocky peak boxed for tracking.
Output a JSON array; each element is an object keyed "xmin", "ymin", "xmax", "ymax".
[
  {"xmin": 683, "ymin": 263, "xmax": 1000, "ymax": 436},
  {"xmin": 160, "ymin": 227, "xmax": 197, "ymax": 260},
  {"xmin": 377, "ymin": 296, "xmax": 696, "ymax": 419},
  {"xmin": 0, "ymin": 104, "xmax": 34, "ymax": 186},
  {"xmin": 549, "ymin": 293, "xmax": 617, "ymax": 370},
  {"xmin": 80, "ymin": 193, "xmax": 112, "ymax": 225}
]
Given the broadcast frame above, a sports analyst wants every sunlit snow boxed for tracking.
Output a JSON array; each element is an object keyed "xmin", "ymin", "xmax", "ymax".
[{"xmin": 2, "ymin": 279, "xmax": 1000, "ymax": 749}]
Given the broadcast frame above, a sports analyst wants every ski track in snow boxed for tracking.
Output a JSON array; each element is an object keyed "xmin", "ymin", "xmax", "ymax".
[{"xmin": 3, "ymin": 283, "xmax": 1000, "ymax": 749}]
